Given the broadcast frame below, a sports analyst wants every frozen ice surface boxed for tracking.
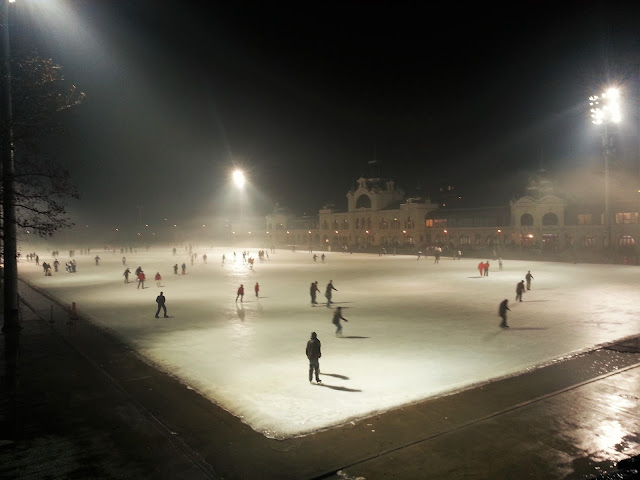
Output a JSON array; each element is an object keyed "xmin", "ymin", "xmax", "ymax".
[{"xmin": 18, "ymin": 246, "xmax": 640, "ymax": 439}]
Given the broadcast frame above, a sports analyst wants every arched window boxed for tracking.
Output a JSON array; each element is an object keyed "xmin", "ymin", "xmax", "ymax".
[
  {"xmin": 619, "ymin": 235, "xmax": 635, "ymax": 247},
  {"xmin": 521, "ymin": 213, "xmax": 534, "ymax": 226},
  {"xmin": 542, "ymin": 212, "xmax": 558, "ymax": 226},
  {"xmin": 356, "ymin": 195, "xmax": 371, "ymax": 208}
]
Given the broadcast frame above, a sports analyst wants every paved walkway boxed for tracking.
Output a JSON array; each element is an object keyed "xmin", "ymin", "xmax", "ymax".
[{"xmin": 1, "ymin": 279, "xmax": 639, "ymax": 479}]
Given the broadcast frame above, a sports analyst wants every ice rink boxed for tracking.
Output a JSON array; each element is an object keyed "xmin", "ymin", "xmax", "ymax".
[{"xmin": 17, "ymin": 245, "xmax": 640, "ymax": 439}]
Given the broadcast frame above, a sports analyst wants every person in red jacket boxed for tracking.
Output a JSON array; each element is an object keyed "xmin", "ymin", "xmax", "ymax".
[
  {"xmin": 254, "ymin": 282, "xmax": 260, "ymax": 298},
  {"xmin": 137, "ymin": 270, "xmax": 146, "ymax": 289},
  {"xmin": 236, "ymin": 284, "xmax": 244, "ymax": 302},
  {"xmin": 155, "ymin": 272, "xmax": 162, "ymax": 287}
]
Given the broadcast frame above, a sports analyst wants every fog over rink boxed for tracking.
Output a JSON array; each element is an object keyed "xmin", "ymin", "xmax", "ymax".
[{"xmin": 18, "ymin": 246, "xmax": 640, "ymax": 439}]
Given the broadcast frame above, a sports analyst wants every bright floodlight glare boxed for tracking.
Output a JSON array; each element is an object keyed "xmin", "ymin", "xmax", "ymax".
[
  {"xmin": 232, "ymin": 169, "xmax": 245, "ymax": 188},
  {"xmin": 590, "ymin": 87, "xmax": 621, "ymax": 125}
]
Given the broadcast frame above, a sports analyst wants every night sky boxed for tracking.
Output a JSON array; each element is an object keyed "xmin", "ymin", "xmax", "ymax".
[{"xmin": 9, "ymin": 1, "xmax": 640, "ymax": 232}]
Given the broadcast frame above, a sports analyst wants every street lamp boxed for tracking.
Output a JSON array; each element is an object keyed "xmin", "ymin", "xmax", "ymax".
[
  {"xmin": 589, "ymin": 87, "xmax": 621, "ymax": 251},
  {"xmin": 1, "ymin": 0, "xmax": 19, "ymax": 332}
]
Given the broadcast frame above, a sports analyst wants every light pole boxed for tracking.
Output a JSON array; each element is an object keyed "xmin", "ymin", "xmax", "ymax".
[
  {"xmin": 2, "ymin": 0, "xmax": 19, "ymax": 332},
  {"xmin": 589, "ymin": 87, "xmax": 621, "ymax": 252}
]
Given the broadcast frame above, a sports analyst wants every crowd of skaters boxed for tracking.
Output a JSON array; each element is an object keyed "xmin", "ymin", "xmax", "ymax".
[{"xmin": 21, "ymin": 245, "xmax": 542, "ymax": 384}]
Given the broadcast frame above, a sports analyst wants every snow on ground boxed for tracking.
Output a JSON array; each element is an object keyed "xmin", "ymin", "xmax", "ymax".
[{"xmin": 17, "ymin": 245, "xmax": 640, "ymax": 438}]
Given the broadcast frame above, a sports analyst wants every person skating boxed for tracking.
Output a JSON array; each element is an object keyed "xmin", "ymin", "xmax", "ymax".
[
  {"xmin": 236, "ymin": 284, "xmax": 244, "ymax": 302},
  {"xmin": 173, "ymin": 263, "xmax": 178, "ymax": 274},
  {"xmin": 137, "ymin": 270, "xmax": 146, "ymax": 289},
  {"xmin": 254, "ymin": 282, "xmax": 260, "ymax": 298},
  {"xmin": 181, "ymin": 262, "xmax": 186, "ymax": 275},
  {"xmin": 516, "ymin": 280, "xmax": 525, "ymax": 302},
  {"xmin": 325, "ymin": 280, "xmax": 337, "ymax": 305},
  {"xmin": 310, "ymin": 281, "xmax": 320, "ymax": 305},
  {"xmin": 525, "ymin": 270, "xmax": 534, "ymax": 290},
  {"xmin": 123, "ymin": 267, "xmax": 131, "ymax": 283},
  {"xmin": 483, "ymin": 261, "xmax": 490, "ymax": 276},
  {"xmin": 306, "ymin": 332, "xmax": 322, "ymax": 384},
  {"xmin": 332, "ymin": 306, "xmax": 349, "ymax": 336},
  {"xmin": 498, "ymin": 299, "xmax": 510, "ymax": 328},
  {"xmin": 155, "ymin": 272, "xmax": 162, "ymax": 287},
  {"xmin": 155, "ymin": 291, "xmax": 169, "ymax": 318}
]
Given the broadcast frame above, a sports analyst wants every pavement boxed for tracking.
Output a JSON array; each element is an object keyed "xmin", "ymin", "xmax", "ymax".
[{"xmin": 1, "ymin": 278, "xmax": 639, "ymax": 480}]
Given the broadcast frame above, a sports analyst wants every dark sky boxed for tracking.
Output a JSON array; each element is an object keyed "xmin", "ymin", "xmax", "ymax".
[{"xmin": 10, "ymin": 1, "xmax": 640, "ymax": 231}]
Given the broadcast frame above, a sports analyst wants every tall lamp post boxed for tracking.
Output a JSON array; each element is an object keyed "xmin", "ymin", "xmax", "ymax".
[
  {"xmin": 1, "ymin": 0, "xmax": 19, "ymax": 332},
  {"xmin": 589, "ymin": 87, "xmax": 621, "ymax": 252}
]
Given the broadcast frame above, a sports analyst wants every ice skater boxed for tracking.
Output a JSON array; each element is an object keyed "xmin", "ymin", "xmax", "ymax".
[
  {"xmin": 525, "ymin": 270, "xmax": 534, "ymax": 290},
  {"xmin": 123, "ymin": 267, "xmax": 131, "ymax": 283},
  {"xmin": 181, "ymin": 262, "xmax": 186, "ymax": 275},
  {"xmin": 332, "ymin": 306, "xmax": 349, "ymax": 336},
  {"xmin": 155, "ymin": 291, "xmax": 169, "ymax": 318},
  {"xmin": 325, "ymin": 280, "xmax": 337, "ymax": 305},
  {"xmin": 155, "ymin": 272, "xmax": 162, "ymax": 287},
  {"xmin": 236, "ymin": 284, "xmax": 244, "ymax": 302},
  {"xmin": 310, "ymin": 280, "xmax": 320, "ymax": 305},
  {"xmin": 483, "ymin": 261, "xmax": 490, "ymax": 276},
  {"xmin": 306, "ymin": 331, "xmax": 322, "ymax": 384},
  {"xmin": 516, "ymin": 280, "xmax": 525, "ymax": 302},
  {"xmin": 254, "ymin": 282, "xmax": 260, "ymax": 298},
  {"xmin": 498, "ymin": 299, "xmax": 510, "ymax": 328},
  {"xmin": 137, "ymin": 270, "xmax": 146, "ymax": 289}
]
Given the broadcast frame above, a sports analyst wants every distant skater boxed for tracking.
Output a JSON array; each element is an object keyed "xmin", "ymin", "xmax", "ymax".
[
  {"xmin": 483, "ymin": 261, "xmax": 489, "ymax": 276},
  {"xmin": 155, "ymin": 291, "xmax": 168, "ymax": 318},
  {"xmin": 94, "ymin": 255, "xmax": 101, "ymax": 265},
  {"xmin": 254, "ymin": 282, "xmax": 260, "ymax": 298},
  {"xmin": 122, "ymin": 256, "xmax": 126, "ymax": 265},
  {"xmin": 173, "ymin": 263, "xmax": 178, "ymax": 274},
  {"xmin": 498, "ymin": 258, "xmax": 503, "ymax": 271},
  {"xmin": 516, "ymin": 280, "xmax": 525, "ymax": 302},
  {"xmin": 525, "ymin": 270, "xmax": 534, "ymax": 290},
  {"xmin": 325, "ymin": 280, "xmax": 337, "ymax": 305},
  {"xmin": 306, "ymin": 332, "xmax": 322, "ymax": 384},
  {"xmin": 123, "ymin": 267, "xmax": 131, "ymax": 283},
  {"xmin": 332, "ymin": 306, "xmax": 349, "ymax": 336},
  {"xmin": 155, "ymin": 272, "xmax": 162, "ymax": 287},
  {"xmin": 498, "ymin": 299, "xmax": 510, "ymax": 328},
  {"xmin": 181, "ymin": 262, "xmax": 186, "ymax": 275},
  {"xmin": 477, "ymin": 261, "xmax": 484, "ymax": 276},
  {"xmin": 236, "ymin": 284, "xmax": 244, "ymax": 302},
  {"xmin": 310, "ymin": 280, "xmax": 320, "ymax": 305}
]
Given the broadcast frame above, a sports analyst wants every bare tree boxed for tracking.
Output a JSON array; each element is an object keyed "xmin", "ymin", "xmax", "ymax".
[{"xmin": 3, "ymin": 53, "xmax": 85, "ymax": 238}]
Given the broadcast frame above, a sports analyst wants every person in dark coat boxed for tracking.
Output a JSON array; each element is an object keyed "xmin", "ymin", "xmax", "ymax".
[
  {"xmin": 155, "ymin": 291, "xmax": 168, "ymax": 318},
  {"xmin": 310, "ymin": 281, "xmax": 320, "ymax": 305},
  {"xmin": 332, "ymin": 306, "xmax": 349, "ymax": 336},
  {"xmin": 306, "ymin": 332, "xmax": 322, "ymax": 384},
  {"xmin": 325, "ymin": 280, "xmax": 337, "ymax": 305},
  {"xmin": 498, "ymin": 299, "xmax": 510, "ymax": 328},
  {"xmin": 516, "ymin": 280, "xmax": 525, "ymax": 302}
]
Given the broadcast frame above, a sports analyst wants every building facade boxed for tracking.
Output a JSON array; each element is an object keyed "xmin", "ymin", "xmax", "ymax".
[{"xmin": 265, "ymin": 170, "xmax": 640, "ymax": 262}]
